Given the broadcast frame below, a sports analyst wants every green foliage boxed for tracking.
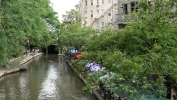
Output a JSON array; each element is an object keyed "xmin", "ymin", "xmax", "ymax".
[
  {"xmin": 0, "ymin": 0, "xmax": 60, "ymax": 67},
  {"xmin": 58, "ymin": 22, "xmax": 94, "ymax": 51},
  {"xmin": 71, "ymin": 59, "xmax": 88, "ymax": 74},
  {"xmin": 58, "ymin": 9, "xmax": 99, "ymax": 52},
  {"xmin": 84, "ymin": 0, "xmax": 177, "ymax": 99},
  {"xmin": 62, "ymin": 9, "xmax": 82, "ymax": 26}
]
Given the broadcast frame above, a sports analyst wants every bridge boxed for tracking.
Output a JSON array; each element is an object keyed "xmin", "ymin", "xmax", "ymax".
[{"xmin": 43, "ymin": 44, "xmax": 58, "ymax": 54}]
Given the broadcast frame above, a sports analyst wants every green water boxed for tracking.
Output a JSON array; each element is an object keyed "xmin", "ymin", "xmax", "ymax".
[{"xmin": 0, "ymin": 55, "xmax": 97, "ymax": 100}]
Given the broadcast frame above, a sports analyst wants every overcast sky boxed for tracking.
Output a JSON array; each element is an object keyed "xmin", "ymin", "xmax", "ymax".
[{"xmin": 50, "ymin": 0, "xmax": 80, "ymax": 22}]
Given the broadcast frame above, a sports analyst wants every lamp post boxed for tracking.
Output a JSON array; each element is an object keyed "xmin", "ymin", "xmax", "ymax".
[
  {"xmin": 112, "ymin": 0, "xmax": 113, "ymax": 25},
  {"xmin": 148, "ymin": 0, "xmax": 151, "ymax": 4},
  {"xmin": 147, "ymin": 0, "xmax": 155, "ymax": 10},
  {"xmin": 148, "ymin": 0, "xmax": 155, "ymax": 5},
  {"xmin": 25, "ymin": 36, "xmax": 30, "ymax": 52},
  {"xmin": 26, "ymin": 40, "xmax": 30, "ymax": 53}
]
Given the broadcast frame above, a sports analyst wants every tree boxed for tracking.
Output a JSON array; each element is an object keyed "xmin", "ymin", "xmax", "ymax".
[
  {"xmin": 58, "ymin": 22, "xmax": 94, "ymax": 52},
  {"xmin": 21, "ymin": 0, "xmax": 60, "ymax": 48},
  {"xmin": 0, "ymin": 0, "xmax": 60, "ymax": 67},
  {"xmin": 84, "ymin": 0, "xmax": 177, "ymax": 99},
  {"xmin": 62, "ymin": 9, "xmax": 82, "ymax": 26},
  {"xmin": 58, "ymin": 9, "xmax": 96, "ymax": 53}
]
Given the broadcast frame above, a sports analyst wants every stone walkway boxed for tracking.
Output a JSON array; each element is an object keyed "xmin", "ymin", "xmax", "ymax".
[{"xmin": 0, "ymin": 53, "xmax": 42, "ymax": 78}]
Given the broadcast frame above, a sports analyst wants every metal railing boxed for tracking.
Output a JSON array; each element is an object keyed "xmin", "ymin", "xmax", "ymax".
[
  {"xmin": 115, "ymin": 14, "xmax": 126, "ymax": 23},
  {"xmin": 89, "ymin": 2, "xmax": 118, "ymax": 26},
  {"xmin": 115, "ymin": 14, "xmax": 136, "ymax": 24}
]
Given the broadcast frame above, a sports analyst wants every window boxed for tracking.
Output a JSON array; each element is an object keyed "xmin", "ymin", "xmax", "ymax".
[
  {"xmin": 97, "ymin": 21, "xmax": 99, "ymax": 28},
  {"xmin": 131, "ymin": 2, "xmax": 135, "ymax": 7},
  {"xmin": 114, "ymin": 9, "xmax": 118, "ymax": 14},
  {"xmin": 91, "ymin": 0, "xmax": 93, "ymax": 5},
  {"xmin": 102, "ymin": 9, "xmax": 104, "ymax": 14},
  {"xmin": 97, "ymin": 10, "xmax": 99, "ymax": 15},
  {"xmin": 108, "ymin": 10, "xmax": 111, "ymax": 16},
  {"xmin": 109, "ymin": 13, "xmax": 111, "ymax": 16},
  {"xmin": 97, "ymin": 0, "xmax": 99, "ymax": 5},
  {"xmin": 130, "ymin": 2, "xmax": 135, "ymax": 12},
  {"xmin": 85, "ymin": 11, "xmax": 87, "ymax": 18},
  {"xmin": 91, "ymin": 10, "xmax": 93, "ymax": 18},
  {"xmin": 148, "ymin": 0, "xmax": 150, "ymax": 4},
  {"xmin": 108, "ymin": 0, "xmax": 111, "ymax": 3},
  {"xmin": 123, "ymin": 3, "xmax": 128, "ymax": 14},
  {"xmin": 102, "ymin": 0, "xmax": 104, "ymax": 4},
  {"xmin": 85, "ymin": 0, "xmax": 87, "ymax": 6},
  {"xmin": 91, "ymin": 14, "xmax": 93, "ymax": 18},
  {"xmin": 102, "ymin": 22, "xmax": 104, "ymax": 27}
]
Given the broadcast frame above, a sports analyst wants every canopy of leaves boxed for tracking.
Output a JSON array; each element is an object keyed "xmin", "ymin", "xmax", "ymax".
[
  {"xmin": 58, "ymin": 9, "xmax": 98, "ymax": 52},
  {"xmin": 58, "ymin": 22, "xmax": 95, "ymax": 51},
  {"xmin": 62, "ymin": 9, "xmax": 82, "ymax": 26},
  {"xmin": 84, "ymin": 0, "xmax": 177, "ymax": 99},
  {"xmin": 0, "ymin": 0, "xmax": 60, "ymax": 67}
]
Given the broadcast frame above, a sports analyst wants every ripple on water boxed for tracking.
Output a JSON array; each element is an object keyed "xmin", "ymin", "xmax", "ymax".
[
  {"xmin": 0, "ymin": 55, "xmax": 98, "ymax": 100},
  {"xmin": 0, "ymin": 89, "xmax": 5, "ymax": 100},
  {"xmin": 38, "ymin": 65, "xmax": 59, "ymax": 100}
]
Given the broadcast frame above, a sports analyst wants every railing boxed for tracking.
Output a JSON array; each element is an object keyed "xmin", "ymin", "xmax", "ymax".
[
  {"xmin": 114, "ymin": 14, "xmax": 133, "ymax": 24},
  {"xmin": 97, "ymin": 83, "xmax": 128, "ymax": 100},
  {"xmin": 114, "ymin": 1, "xmax": 118, "ymax": 5},
  {"xmin": 115, "ymin": 13, "xmax": 140, "ymax": 24},
  {"xmin": 89, "ymin": 2, "xmax": 118, "ymax": 26},
  {"xmin": 115, "ymin": 14, "xmax": 125, "ymax": 23}
]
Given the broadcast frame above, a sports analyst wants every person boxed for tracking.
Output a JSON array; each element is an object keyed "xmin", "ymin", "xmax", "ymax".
[
  {"xmin": 173, "ymin": 94, "xmax": 177, "ymax": 100},
  {"xmin": 25, "ymin": 49, "xmax": 28, "ymax": 56},
  {"xmin": 32, "ymin": 48, "xmax": 34, "ymax": 53}
]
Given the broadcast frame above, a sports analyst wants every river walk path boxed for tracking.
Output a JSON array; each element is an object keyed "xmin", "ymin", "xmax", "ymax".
[{"xmin": 0, "ymin": 53, "xmax": 42, "ymax": 78}]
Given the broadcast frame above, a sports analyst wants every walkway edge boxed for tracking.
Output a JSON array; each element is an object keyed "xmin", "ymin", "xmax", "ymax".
[
  {"xmin": 65, "ymin": 60, "xmax": 103, "ymax": 100},
  {"xmin": 19, "ymin": 53, "xmax": 42, "ymax": 65},
  {"xmin": 0, "ymin": 53, "xmax": 42, "ymax": 78}
]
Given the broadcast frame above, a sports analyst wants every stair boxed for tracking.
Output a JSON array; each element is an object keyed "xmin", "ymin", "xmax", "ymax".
[{"xmin": 89, "ymin": 1, "xmax": 118, "ymax": 26}]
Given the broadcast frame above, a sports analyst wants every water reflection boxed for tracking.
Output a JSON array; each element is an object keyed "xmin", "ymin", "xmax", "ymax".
[
  {"xmin": 38, "ymin": 64, "xmax": 59, "ymax": 100},
  {"xmin": 19, "ymin": 73, "xmax": 30, "ymax": 100},
  {"xmin": 0, "ymin": 55, "xmax": 97, "ymax": 100}
]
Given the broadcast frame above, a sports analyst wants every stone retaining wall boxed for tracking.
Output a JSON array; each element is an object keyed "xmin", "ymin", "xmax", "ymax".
[
  {"xmin": 0, "ymin": 53, "xmax": 42, "ymax": 78},
  {"xmin": 65, "ymin": 58, "xmax": 103, "ymax": 100}
]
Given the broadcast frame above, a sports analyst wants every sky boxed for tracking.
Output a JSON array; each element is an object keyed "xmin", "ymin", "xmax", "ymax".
[{"xmin": 50, "ymin": 0, "xmax": 80, "ymax": 22}]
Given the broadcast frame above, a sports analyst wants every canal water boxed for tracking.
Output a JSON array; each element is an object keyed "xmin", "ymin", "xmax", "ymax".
[{"xmin": 0, "ymin": 54, "xmax": 98, "ymax": 100}]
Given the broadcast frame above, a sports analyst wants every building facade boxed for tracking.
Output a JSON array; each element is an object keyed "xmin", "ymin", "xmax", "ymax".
[
  {"xmin": 114, "ymin": 0, "xmax": 176, "ymax": 29},
  {"xmin": 78, "ymin": 0, "xmax": 175, "ymax": 30},
  {"xmin": 78, "ymin": 0, "xmax": 119, "ymax": 30},
  {"xmin": 78, "ymin": 0, "xmax": 141, "ymax": 30},
  {"xmin": 114, "ymin": 0, "xmax": 139, "ymax": 29}
]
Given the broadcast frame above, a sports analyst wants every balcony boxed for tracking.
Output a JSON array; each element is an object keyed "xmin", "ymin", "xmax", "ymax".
[
  {"xmin": 115, "ymin": 14, "xmax": 137, "ymax": 24},
  {"xmin": 115, "ymin": 14, "xmax": 128, "ymax": 24},
  {"xmin": 96, "ymin": 5, "xmax": 99, "ymax": 8},
  {"xmin": 114, "ymin": 1, "xmax": 118, "ymax": 5},
  {"xmin": 93, "ymin": 15, "xmax": 99, "ymax": 19}
]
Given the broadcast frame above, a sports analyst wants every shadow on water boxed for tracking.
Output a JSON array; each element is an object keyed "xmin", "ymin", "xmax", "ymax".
[{"xmin": 0, "ymin": 54, "xmax": 98, "ymax": 100}]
